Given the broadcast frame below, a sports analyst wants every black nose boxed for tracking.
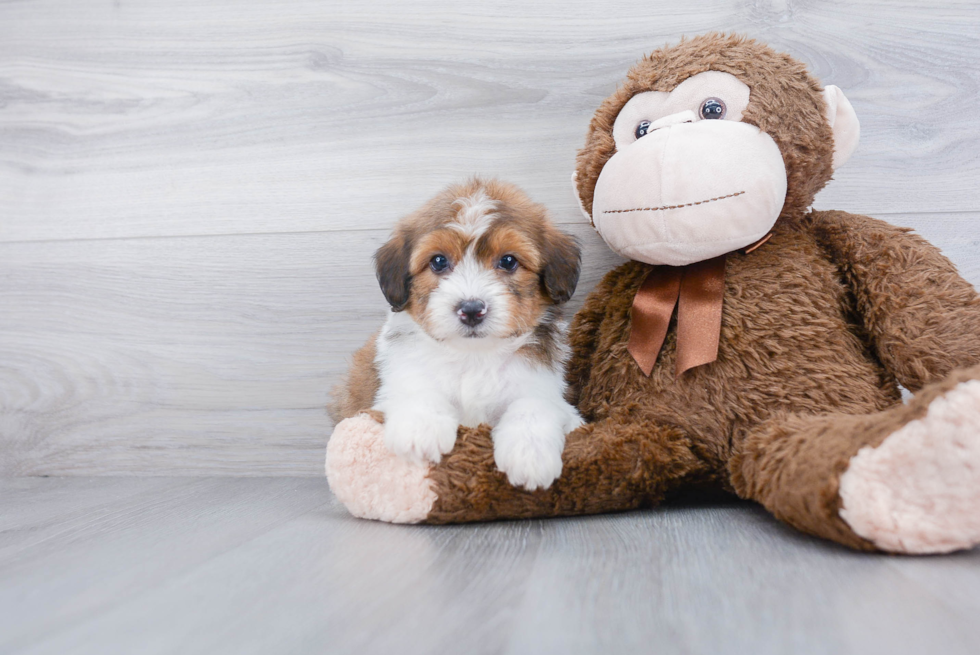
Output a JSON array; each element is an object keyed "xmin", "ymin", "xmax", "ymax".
[{"xmin": 457, "ymin": 299, "xmax": 487, "ymax": 327}]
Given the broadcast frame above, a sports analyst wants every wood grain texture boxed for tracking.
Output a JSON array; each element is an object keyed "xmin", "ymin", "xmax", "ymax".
[
  {"xmin": 0, "ymin": 0, "xmax": 979, "ymax": 242},
  {"xmin": 1, "ymin": 213, "xmax": 976, "ymax": 476},
  {"xmin": 1, "ymin": 0, "xmax": 979, "ymax": 475},
  {"xmin": 0, "ymin": 224, "xmax": 624, "ymax": 475},
  {"xmin": 1, "ymin": 478, "xmax": 979, "ymax": 655}
]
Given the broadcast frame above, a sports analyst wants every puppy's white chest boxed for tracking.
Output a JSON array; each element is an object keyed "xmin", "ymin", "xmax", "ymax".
[
  {"xmin": 376, "ymin": 312, "xmax": 541, "ymax": 427},
  {"xmin": 452, "ymin": 362, "xmax": 510, "ymax": 427}
]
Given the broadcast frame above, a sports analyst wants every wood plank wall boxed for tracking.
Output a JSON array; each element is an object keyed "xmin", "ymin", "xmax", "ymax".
[{"xmin": 1, "ymin": 0, "xmax": 978, "ymax": 475}]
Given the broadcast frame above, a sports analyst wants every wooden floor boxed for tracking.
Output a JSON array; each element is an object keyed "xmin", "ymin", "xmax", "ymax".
[{"xmin": 0, "ymin": 478, "xmax": 978, "ymax": 655}]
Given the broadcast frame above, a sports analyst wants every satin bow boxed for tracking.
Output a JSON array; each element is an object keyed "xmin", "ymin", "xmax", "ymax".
[{"xmin": 627, "ymin": 234, "xmax": 771, "ymax": 378}]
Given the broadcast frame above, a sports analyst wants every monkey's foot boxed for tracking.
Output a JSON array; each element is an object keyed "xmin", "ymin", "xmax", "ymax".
[
  {"xmin": 839, "ymin": 380, "xmax": 980, "ymax": 554},
  {"xmin": 325, "ymin": 414, "xmax": 436, "ymax": 523}
]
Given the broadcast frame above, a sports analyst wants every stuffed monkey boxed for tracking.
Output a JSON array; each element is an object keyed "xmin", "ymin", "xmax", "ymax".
[{"xmin": 327, "ymin": 34, "xmax": 980, "ymax": 554}]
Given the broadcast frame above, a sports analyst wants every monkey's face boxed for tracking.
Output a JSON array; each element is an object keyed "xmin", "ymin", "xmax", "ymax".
[
  {"xmin": 593, "ymin": 71, "xmax": 787, "ymax": 266},
  {"xmin": 576, "ymin": 35, "xmax": 860, "ymax": 267}
]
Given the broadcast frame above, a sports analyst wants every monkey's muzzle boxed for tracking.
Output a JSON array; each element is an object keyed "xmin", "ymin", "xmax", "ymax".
[{"xmin": 592, "ymin": 120, "xmax": 787, "ymax": 266}]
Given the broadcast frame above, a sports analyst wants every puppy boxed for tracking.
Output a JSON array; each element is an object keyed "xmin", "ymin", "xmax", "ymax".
[{"xmin": 330, "ymin": 178, "xmax": 584, "ymax": 490}]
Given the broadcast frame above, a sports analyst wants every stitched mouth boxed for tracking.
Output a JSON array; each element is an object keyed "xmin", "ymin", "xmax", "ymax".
[{"xmin": 603, "ymin": 190, "xmax": 745, "ymax": 214}]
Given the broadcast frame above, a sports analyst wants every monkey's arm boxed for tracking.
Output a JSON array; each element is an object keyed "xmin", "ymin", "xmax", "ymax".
[
  {"xmin": 810, "ymin": 209, "xmax": 980, "ymax": 391},
  {"xmin": 326, "ymin": 405, "xmax": 704, "ymax": 524},
  {"xmin": 423, "ymin": 409, "xmax": 702, "ymax": 523}
]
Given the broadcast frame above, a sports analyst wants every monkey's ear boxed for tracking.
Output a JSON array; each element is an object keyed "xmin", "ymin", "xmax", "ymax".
[
  {"xmin": 540, "ymin": 228, "xmax": 581, "ymax": 304},
  {"xmin": 823, "ymin": 85, "xmax": 860, "ymax": 170},
  {"xmin": 374, "ymin": 232, "xmax": 413, "ymax": 311}
]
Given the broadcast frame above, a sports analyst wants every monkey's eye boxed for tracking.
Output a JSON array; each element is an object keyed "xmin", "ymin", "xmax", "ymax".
[
  {"xmin": 699, "ymin": 98, "xmax": 726, "ymax": 120},
  {"xmin": 634, "ymin": 120, "xmax": 652, "ymax": 140},
  {"xmin": 497, "ymin": 255, "xmax": 519, "ymax": 272},
  {"xmin": 430, "ymin": 254, "xmax": 450, "ymax": 273}
]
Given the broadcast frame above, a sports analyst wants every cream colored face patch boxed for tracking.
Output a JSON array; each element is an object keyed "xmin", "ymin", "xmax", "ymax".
[{"xmin": 594, "ymin": 71, "xmax": 787, "ymax": 267}]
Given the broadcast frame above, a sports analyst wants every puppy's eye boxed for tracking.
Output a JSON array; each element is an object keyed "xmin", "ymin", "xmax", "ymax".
[
  {"xmin": 497, "ymin": 255, "xmax": 519, "ymax": 272},
  {"xmin": 634, "ymin": 120, "xmax": 651, "ymax": 139},
  {"xmin": 429, "ymin": 254, "xmax": 450, "ymax": 273},
  {"xmin": 699, "ymin": 97, "xmax": 726, "ymax": 120}
]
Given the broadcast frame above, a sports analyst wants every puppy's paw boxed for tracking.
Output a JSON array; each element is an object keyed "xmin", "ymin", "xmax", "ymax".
[
  {"xmin": 384, "ymin": 409, "xmax": 459, "ymax": 465},
  {"xmin": 492, "ymin": 418, "xmax": 565, "ymax": 491}
]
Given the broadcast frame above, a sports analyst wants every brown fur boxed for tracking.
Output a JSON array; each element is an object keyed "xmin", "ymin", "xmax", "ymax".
[
  {"xmin": 328, "ymin": 334, "xmax": 380, "ymax": 424},
  {"xmin": 416, "ymin": 35, "xmax": 980, "ymax": 551},
  {"xmin": 730, "ymin": 363, "xmax": 980, "ymax": 550}
]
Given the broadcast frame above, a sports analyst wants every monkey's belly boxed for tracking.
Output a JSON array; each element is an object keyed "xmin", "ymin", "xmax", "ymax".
[{"xmin": 577, "ymin": 233, "xmax": 901, "ymax": 469}]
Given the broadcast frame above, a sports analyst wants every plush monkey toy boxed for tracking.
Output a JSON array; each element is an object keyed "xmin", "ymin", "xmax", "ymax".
[{"xmin": 326, "ymin": 34, "xmax": 980, "ymax": 554}]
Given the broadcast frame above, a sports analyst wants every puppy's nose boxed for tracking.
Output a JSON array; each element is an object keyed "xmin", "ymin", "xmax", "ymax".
[{"xmin": 456, "ymin": 299, "xmax": 487, "ymax": 327}]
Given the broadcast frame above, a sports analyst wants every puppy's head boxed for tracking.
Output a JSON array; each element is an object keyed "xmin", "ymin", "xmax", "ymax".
[{"xmin": 375, "ymin": 178, "xmax": 581, "ymax": 346}]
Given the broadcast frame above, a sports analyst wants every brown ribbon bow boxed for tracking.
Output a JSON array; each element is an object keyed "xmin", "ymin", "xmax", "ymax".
[{"xmin": 627, "ymin": 234, "xmax": 771, "ymax": 378}]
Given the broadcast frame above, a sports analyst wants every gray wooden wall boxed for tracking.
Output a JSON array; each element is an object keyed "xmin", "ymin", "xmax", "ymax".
[{"xmin": 1, "ymin": 0, "xmax": 978, "ymax": 476}]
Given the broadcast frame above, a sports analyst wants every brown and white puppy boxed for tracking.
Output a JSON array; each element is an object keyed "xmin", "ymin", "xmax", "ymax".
[{"xmin": 360, "ymin": 178, "xmax": 583, "ymax": 490}]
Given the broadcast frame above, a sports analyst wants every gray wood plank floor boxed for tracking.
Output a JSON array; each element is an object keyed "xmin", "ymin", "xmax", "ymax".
[{"xmin": 0, "ymin": 478, "xmax": 978, "ymax": 655}]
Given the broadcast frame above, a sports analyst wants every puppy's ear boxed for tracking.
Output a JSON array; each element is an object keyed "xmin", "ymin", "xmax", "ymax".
[
  {"xmin": 374, "ymin": 229, "xmax": 413, "ymax": 311},
  {"xmin": 539, "ymin": 228, "xmax": 581, "ymax": 304}
]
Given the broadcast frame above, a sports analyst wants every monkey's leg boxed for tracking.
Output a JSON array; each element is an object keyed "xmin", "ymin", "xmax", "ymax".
[
  {"xmin": 326, "ymin": 409, "xmax": 705, "ymax": 524},
  {"xmin": 730, "ymin": 365, "xmax": 980, "ymax": 553}
]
